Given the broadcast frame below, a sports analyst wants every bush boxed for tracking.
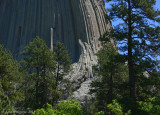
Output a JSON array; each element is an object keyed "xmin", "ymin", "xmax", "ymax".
[
  {"xmin": 32, "ymin": 103, "xmax": 56, "ymax": 115},
  {"xmin": 32, "ymin": 100, "xmax": 84, "ymax": 115},
  {"xmin": 107, "ymin": 100, "xmax": 131, "ymax": 115},
  {"xmin": 138, "ymin": 95, "xmax": 160, "ymax": 114}
]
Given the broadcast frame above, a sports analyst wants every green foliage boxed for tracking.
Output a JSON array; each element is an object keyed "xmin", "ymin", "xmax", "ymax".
[
  {"xmin": 56, "ymin": 100, "xmax": 84, "ymax": 115},
  {"xmin": 0, "ymin": 82, "xmax": 12, "ymax": 114},
  {"xmin": 54, "ymin": 42, "xmax": 72, "ymax": 88},
  {"xmin": 32, "ymin": 103, "xmax": 56, "ymax": 115},
  {"xmin": 105, "ymin": 97, "xmax": 160, "ymax": 115},
  {"xmin": 107, "ymin": 100, "xmax": 131, "ymax": 115},
  {"xmin": 21, "ymin": 36, "xmax": 55, "ymax": 70},
  {"xmin": 21, "ymin": 36, "xmax": 56, "ymax": 109},
  {"xmin": 0, "ymin": 44, "xmax": 24, "ymax": 112},
  {"xmin": 106, "ymin": 0, "xmax": 160, "ymax": 113},
  {"xmin": 52, "ymin": 42, "xmax": 72, "ymax": 103},
  {"xmin": 54, "ymin": 42, "xmax": 71, "ymax": 74},
  {"xmin": 21, "ymin": 37, "xmax": 72, "ymax": 110},
  {"xmin": 138, "ymin": 95, "xmax": 160, "ymax": 114},
  {"xmin": 96, "ymin": 111, "xmax": 104, "ymax": 115},
  {"xmin": 90, "ymin": 38, "xmax": 128, "ymax": 113},
  {"xmin": 138, "ymin": 100, "xmax": 153, "ymax": 114},
  {"xmin": 107, "ymin": 100, "xmax": 123, "ymax": 115},
  {"xmin": 33, "ymin": 100, "xmax": 84, "ymax": 115}
]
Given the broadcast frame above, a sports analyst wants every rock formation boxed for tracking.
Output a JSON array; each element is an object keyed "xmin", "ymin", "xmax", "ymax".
[{"xmin": 0, "ymin": 0, "xmax": 112, "ymax": 102}]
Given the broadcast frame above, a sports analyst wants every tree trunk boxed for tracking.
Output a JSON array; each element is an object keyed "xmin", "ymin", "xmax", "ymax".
[
  {"xmin": 108, "ymin": 73, "xmax": 113, "ymax": 115},
  {"xmin": 128, "ymin": 0, "xmax": 136, "ymax": 114},
  {"xmin": 110, "ymin": 73, "xmax": 113, "ymax": 102},
  {"xmin": 56, "ymin": 63, "xmax": 60, "ymax": 89},
  {"xmin": 105, "ymin": 73, "xmax": 113, "ymax": 115},
  {"xmin": 36, "ymin": 67, "xmax": 39, "ymax": 108},
  {"xmin": 43, "ymin": 65, "xmax": 48, "ymax": 108}
]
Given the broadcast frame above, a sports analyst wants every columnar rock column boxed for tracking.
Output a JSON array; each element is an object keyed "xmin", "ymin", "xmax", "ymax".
[{"xmin": 51, "ymin": 28, "xmax": 53, "ymax": 51}]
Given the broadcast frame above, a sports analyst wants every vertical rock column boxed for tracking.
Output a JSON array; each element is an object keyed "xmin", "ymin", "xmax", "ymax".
[{"xmin": 51, "ymin": 28, "xmax": 53, "ymax": 51}]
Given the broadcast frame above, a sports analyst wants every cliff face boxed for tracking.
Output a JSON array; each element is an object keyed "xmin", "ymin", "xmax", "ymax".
[
  {"xmin": 0, "ymin": 0, "xmax": 111, "ymax": 61},
  {"xmin": 0, "ymin": 0, "xmax": 112, "ymax": 101}
]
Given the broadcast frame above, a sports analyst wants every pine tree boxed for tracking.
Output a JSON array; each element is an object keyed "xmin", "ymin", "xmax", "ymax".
[
  {"xmin": 90, "ymin": 36, "xmax": 128, "ymax": 114},
  {"xmin": 0, "ymin": 81, "xmax": 12, "ymax": 114},
  {"xmin": 21, "ymin": 36, "xmax": 56, "ymax": 109},
  {"xmin": 54, "ymin": 42, "xmax": 72, "ymax": 89},
  {"xmin": 21, "ymin": 38, "xmax": 72, "ymax": 109},
  {"xmin": 52, "ymin": 42, "xmax": 72, "ymax": 103},
  {"xmin": 106, "ymin": 0, "xmax": 160, "ymax": 113},
  {"xmin": 0, "ymin": 44, "xmax": 24, "ymax": 112}
]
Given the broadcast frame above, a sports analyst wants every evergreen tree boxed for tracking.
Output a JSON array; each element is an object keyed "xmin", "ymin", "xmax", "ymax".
[
  {"xmin": 106, "ymin": 0, "xmax": 160, "ymax": 113},
  {"xmin": 90, "ymin": 37, "xmax": 128, "ymax": 114},
  {"xmin": 54, "ymin": 42, "xmax": 72, "ymax": 89},
  {"xmin": 0, "ymin": 81, "xmax": 11, "ymax": 114},
  {"xmin": 50, "ymin": 42, "xmax": 72, "ymax": 103},
  {"xmin": 0, "ymin": 44, "xmax": 24, "ymax": 113},
  {"xmin": 21, "ymin": 36, "xmax": 56, "ymax": 109},
  {"xmin": 21, "ymin": 38, "xmax": 72, "ymax": 110}
]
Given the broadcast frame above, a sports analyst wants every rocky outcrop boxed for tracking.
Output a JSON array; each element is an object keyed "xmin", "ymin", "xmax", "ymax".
[{"xmin": 0, "ymin": 0, "xmax": 112, "ymax": 102}]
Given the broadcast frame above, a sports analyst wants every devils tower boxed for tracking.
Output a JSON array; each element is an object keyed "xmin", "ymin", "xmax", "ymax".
[{"xmin": 0, "ymin": 0, "xmax": 112, "ymax": 101}]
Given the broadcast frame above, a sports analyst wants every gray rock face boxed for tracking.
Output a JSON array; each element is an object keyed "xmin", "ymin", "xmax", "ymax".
[{"xmin": 0, "ymin": 0, "xmax": 112, "ymax": 101}]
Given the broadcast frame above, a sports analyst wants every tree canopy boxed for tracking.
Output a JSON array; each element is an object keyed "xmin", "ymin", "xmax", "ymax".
[
  {"xmin": 0, "ymin": 44, "xmax": 24, "ymax": 113},
  {"xmin": 106, "ymin": 0, "xmax": 160, "ymax": 114}
]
